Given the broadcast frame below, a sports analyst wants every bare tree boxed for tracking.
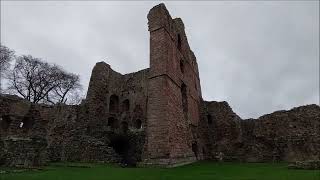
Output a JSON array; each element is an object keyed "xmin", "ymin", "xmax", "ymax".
[
  {"xmin": 46, "ymin": 72, "xmax": 82, "ymax": 104},
  {"xmin": 0, "ymin": 45, "xmax": 15, "ymax": 93},
  {"xmin": 7, "ymin": 55, "xmax": 82, "ymax": 104},
  {"xmin": 7, "ymin": 55, "xmax": 59, "ymax": 103}
]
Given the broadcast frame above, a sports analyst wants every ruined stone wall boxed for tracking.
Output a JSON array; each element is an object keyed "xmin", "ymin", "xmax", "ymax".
[
  {"xmin": 84, "ymin": 62, "xmax": 149, "ymax": 165},
  {"xmin": 0, "ymin": 95, "xmax": 122, "ymax": 166},
  {"xmin": 200, "ymin": 101, "xmax": 242, "ymax": 161},
  {"xmin": 239, "ymin": 104, "xmax": 320, "ymax": 162},
  {"xmin": 85, "ymin": 62, "xmax": 148, "ymax": 135},
  {"xmin": 0, "ymin": 95, "xmax": 48, "ymax": 167},
  {"xmin": 143, "ymin": 4, "xmax": 202, "ymax": 167},
  {"xmin": 1, "ymin": 3, "xmax": 319, "ymax": 168},
  {"xmin": 201, "ymin": 101, "xmax": 320, "ymax": 162}
]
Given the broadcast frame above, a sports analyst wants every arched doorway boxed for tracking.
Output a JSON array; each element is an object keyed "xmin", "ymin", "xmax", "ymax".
[{"xmin": 109, "ymin": 135, "xmax": 135, "ymax": 166}]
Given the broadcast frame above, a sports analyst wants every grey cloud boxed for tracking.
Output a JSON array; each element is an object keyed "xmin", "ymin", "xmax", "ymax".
[{"xmin": 1, "ymin": 1, "xmax": 318, "ymax": 118}]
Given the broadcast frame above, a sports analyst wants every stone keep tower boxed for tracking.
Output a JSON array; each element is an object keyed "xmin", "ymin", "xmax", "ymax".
[{"xmin": 143, "ymin": 4, "xmax": 203, "ymax": 166}]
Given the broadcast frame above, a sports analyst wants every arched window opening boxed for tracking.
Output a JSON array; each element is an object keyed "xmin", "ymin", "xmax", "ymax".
[
  {"xmin": 108, "ymin": 117, "xmax": 118, "ymax": 129},
  {"xmin": 121, "ymin": 121, "xmax": 129, "ymax": 133},
  {"xmin": 135, "ymin": 119, "xmax": 142, "ymax": 129},
  {"xmin": 121, "ymin": 99, "xmax": 130, "ymax": 112},
  {"xmin": 22, "ymin": 116, "xmax": 34, "ymax": 129},
  {"xmin": 1, "ymin": 115, "xmax": 12, "ymax": 130},
  {"xmin": 109, "ymin": 95, "xmax": 119, "ymax": 113},
  {"xmin": 19, "ymin": 116, "xmax": 34, "ymax": 133},
  {"xmin": 207, "ymin": 114, "xmax": 213, "ymax": 125},
  {"xmin": 181, "ymin": 83, "xmax": 188, "ymax": 114},
  {"xmin": 180, "ymin": 60, "xmax": 184, "ymax": 74},
  {"xmin": 177, "ymin": 34, "xmax": 182, "ymax": 51}
]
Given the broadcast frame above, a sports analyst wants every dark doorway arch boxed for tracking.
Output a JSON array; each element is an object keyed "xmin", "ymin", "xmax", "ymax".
[
  {"xmin": 109, "ymin": 95, "xmax": 119, "ymax": 113},
  {"xmin": 109, "ymin": 135, "xmax": 135, "ymax": 166}
]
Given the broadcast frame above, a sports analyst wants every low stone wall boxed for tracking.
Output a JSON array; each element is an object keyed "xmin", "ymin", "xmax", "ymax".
[
  {"xmin": 288, "ymin": 160, "xmax": 320, "ymax": 170},
  {"xmin": 3, "ymin": 137, "xmax": 47, "ymax": 167}
]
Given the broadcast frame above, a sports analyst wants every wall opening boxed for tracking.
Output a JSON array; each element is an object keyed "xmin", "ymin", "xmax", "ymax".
[
  {"xmin": 0, "ymin": 115, "xmax": 12, "ymax": 130},
  {"xmin": 20, "ymin": 116, "xmax": 34, "ymax": 133},
  {"xmin": 107, "ymin": 117, "xmax": 118, "ymax": 129},
  {"xmin": 180, "ymin": 60, "xmax": 184, "ymax": 74},
  {"xmin": 121, "ymin": 99, "xmax": 130, "ymax": 112},
  {"xmin": 135, "ymin": 119, "xmax": 142, "ymax": 129},
  {"xmin": 121, "ymin": 121, "xmax": 129, "ymax": 133},
  {"xmin": 109, "ymin": 135, "xmax": 133, "ymax": 166},
  {"xmin": 181, "ymin": 83, "xmax": 188, "ymax": 116},
  {"xmin": 109, "ymin": 95, "xmax": 119, "ymax": 113},
  {"xmin": 177, "ymin": 34, "xmax": 182, "ymax": 51},
  {"xmin": 207, "ymin": 114, "xmax": 212, "ymax": 125},
  {"xmin": 192, "ymin": 142, "xmax": 198, "ymax": 160}
]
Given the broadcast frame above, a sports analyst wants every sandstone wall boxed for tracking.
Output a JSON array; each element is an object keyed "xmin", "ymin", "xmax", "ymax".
[
  {"xmin": 143, "ymin": 3, "xmax": 202, "ymax": 167},
  {"xmin": 0, "ymin": 95, "xmax": 48, "ymax": 167},
  {"xmin": 240, "ymin": 104, "xmax": 320, "ymax": 162},
  {"xmin": 201, "ymin": 101, "xmax": 242, "ymax": 161},
  {"xmin": 1, "ymin": 3, "xmax": 319, "ymax": 168},
  {"xmin": 201, "ymin": 101, "xmax": 320, "ymax": 162},
  {"xmin": 82, "ymin": 62, "xmax": 149, "ymax": 165}
]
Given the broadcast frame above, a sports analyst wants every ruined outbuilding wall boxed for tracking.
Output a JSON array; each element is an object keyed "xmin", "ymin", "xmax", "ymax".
[
  {"xmin": 200, "ymin": 101, "xmax": 243, "ymax": 161},
  {"xmin": 201, "ymin": 101, "xmax": 320, "ymax": 162},
  {"xmin": 0, "ymin": 95, "xmax": 121, "ymax": 166},
  {"xmin": 85, "ymin": 62, "xmax": 149, "ymax": 136},
  {"xmin": 239, "ymin": 104, "xmax": 320, "ymax": 162},
  {"xmin": 84, "ymin": 62, "xmax": 149, "ymax": 165},
  {"xmin": 0, "ymin": 95, "xmax": 48, "ymax": 167}
]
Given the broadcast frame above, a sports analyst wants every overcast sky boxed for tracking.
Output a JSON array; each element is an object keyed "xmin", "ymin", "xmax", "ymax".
[{"xmin": 1, "ymin": 1, "xmax": 319, "ymax": 119}]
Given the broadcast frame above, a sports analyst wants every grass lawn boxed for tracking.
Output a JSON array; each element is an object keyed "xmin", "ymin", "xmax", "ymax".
[{"xmin": 0, "ymin": 161, "xmax": 319, "ymax": 180}]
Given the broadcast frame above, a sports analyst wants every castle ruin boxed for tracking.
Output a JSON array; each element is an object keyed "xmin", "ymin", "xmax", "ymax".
[{"xmin": 0, "ymin": 4, "xmax": 319, "ymax": 167}]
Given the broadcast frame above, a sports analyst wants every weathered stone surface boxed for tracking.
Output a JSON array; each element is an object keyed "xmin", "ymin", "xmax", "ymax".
[
  {"xmin": 0, "ymin": 3, "xmax": 319, "ymax": 168},
  {"xmin": 3, "ymin": 137, "xmax": 47, "ymax": 167},
  {"xmin": 200, "ymin": 101, "xmax": 242, "ymax": 161},
  {"xmin": 201, "ymin": 102, "xmax": 320, "ymax": 163},
  {"xmin": 239, "ymin": 105, "xmax": 320, "ymax": 162}
]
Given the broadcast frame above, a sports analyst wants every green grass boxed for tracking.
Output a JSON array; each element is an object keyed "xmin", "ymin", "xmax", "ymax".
[{"xmin": 1, "ymin": 161, "xmax": 319, "ymax": 180}]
